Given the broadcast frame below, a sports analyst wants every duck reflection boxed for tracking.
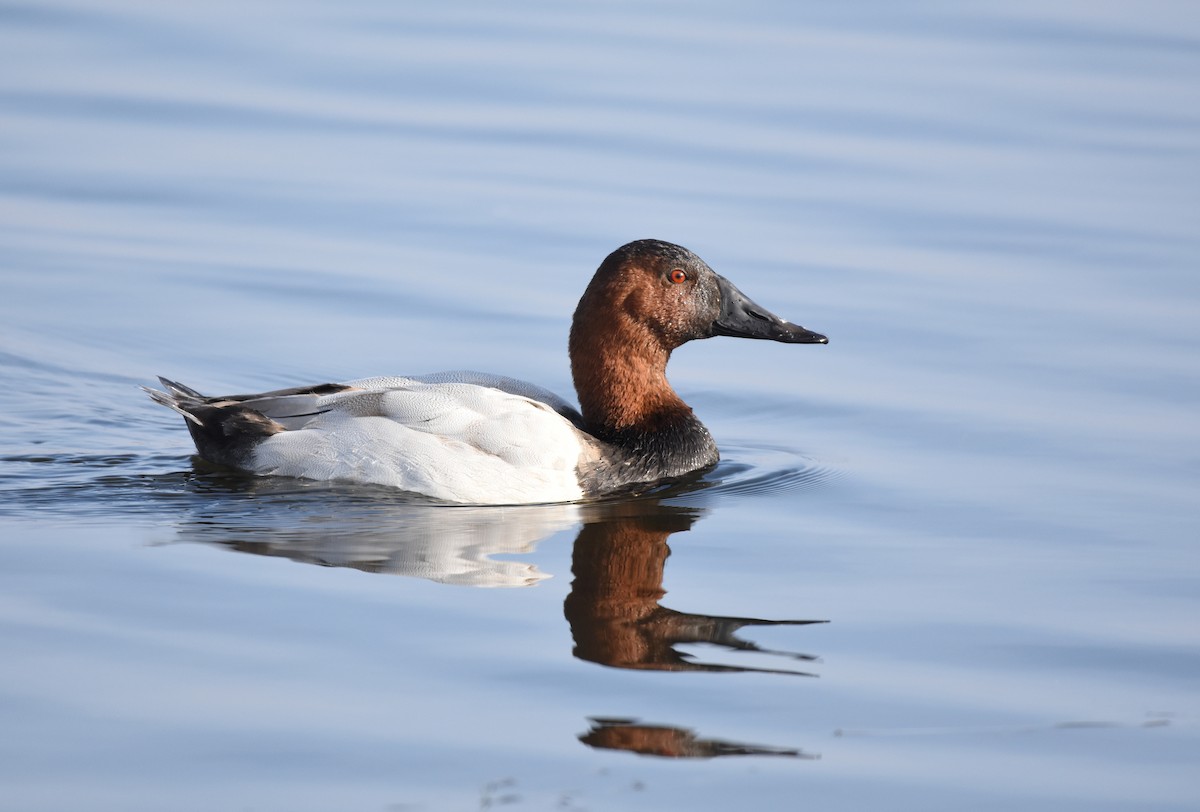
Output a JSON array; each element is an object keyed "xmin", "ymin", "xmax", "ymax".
[
  {"xmin": 566, "ymin": 502, "xmax": 825, "ymax": 675},
  {"xmin": 173, "ymin": 475, "xmax": 823, "ymax": 760},
  {"xmin": 175, "ymin": 475, "xmax": 825, "ymax": 671},
  {"xmin": 579, "ymin": 717, "xmax": 815, "ymax": 760}
]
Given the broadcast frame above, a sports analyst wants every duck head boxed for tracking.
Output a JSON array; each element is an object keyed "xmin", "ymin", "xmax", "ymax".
[
  {"xmin": 569, "ymin": 239, "xmax": 826, "ymax": 437},
  {"xmin": 572, "ymin": 239, "xmax": 827, "ymax": 352}
]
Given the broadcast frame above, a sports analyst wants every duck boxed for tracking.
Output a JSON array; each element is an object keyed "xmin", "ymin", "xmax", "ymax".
[{"xmin": 144, "ymin": 239, "xmax": 827, "ymax": 505}]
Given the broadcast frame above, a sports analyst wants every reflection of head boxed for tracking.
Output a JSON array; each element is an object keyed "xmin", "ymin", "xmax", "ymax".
[
  {"xmin": 579, "ymin": 717, "xmax": 814, "ymax": 760},
  {"xmin": 565, "ymin": 505, "xmax": 825, "ymax": 674}
]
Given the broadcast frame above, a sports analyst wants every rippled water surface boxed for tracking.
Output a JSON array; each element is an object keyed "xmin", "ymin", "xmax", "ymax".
[{"xmin": 2, "ymin": 2, "xmax": 1199, "ymax": 810}]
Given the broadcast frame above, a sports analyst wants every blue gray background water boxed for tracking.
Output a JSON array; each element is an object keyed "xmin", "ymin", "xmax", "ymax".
[{"xmin": 2, "ymin": 2, "xmax": 1198, "ymax": 810}]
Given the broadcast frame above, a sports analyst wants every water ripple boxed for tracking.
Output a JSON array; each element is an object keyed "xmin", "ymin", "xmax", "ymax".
[
  {"xmin": 657, "ymin": 442, "xmax": 841, "ymax": 505},
  {"xmin": 0, "ymin": 441, "xmax": 838, "ymax": 520}
]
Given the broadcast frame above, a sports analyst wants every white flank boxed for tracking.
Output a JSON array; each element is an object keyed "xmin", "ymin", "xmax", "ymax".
[{"xmin": 249, "ymin": 373, "xmax": 587, "ymax": 504}]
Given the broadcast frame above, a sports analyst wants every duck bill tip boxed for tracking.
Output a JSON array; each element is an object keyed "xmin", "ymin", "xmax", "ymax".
[{"xmin": 785, "ymin": 326, "xmax": 828, "ymax": 344}]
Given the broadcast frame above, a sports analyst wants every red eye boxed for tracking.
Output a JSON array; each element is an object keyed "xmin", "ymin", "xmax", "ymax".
[{"xmin": 669, "ymin": 269, "xmax": 688, "ymax": 284}]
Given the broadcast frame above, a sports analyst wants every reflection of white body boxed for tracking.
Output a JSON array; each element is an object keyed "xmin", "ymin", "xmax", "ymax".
[{"xmin": 178, "ymin": 500, "xmax": 581, "ymax": 588}]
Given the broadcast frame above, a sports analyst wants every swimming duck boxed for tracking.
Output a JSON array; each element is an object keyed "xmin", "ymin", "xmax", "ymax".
[{"xmin": 145, "ymin": 239, "xmax": 826, "ymax": 504}]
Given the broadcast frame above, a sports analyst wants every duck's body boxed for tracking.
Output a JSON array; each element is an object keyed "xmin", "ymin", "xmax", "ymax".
[{"xmin": 146, "ymin": 240, "xmax": 826, "ymax": 504}]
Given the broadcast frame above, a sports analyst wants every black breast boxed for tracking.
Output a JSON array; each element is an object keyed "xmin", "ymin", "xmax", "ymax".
[{"xmin": 577, "ymin": 412, "xmax": 719, "ymax": 496}]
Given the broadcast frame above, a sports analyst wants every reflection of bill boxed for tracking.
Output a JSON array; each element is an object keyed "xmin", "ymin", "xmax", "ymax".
[
  {"xmin": 580, "ymin": 717, "xmax": 816, "ymax": 760},
  {"xmin": 565, "ymin": 504, "xmax": 826, "ymax": 675}
]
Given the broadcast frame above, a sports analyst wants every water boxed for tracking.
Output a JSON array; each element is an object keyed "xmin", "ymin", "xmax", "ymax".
[{"xmin": 2, "ymin": 1, "xmax": 1198, "ymax": 809}]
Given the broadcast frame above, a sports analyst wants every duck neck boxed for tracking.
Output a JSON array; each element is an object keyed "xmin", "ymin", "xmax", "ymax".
[{"xmin": 569, "ymin": 319, "xmax": 711, "ymax": 454}]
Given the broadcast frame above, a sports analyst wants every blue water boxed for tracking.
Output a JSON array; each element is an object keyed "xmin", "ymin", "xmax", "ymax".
[{"xmin": 2, "ymin": 2, "xmax": 1198, "ymax": 810}]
